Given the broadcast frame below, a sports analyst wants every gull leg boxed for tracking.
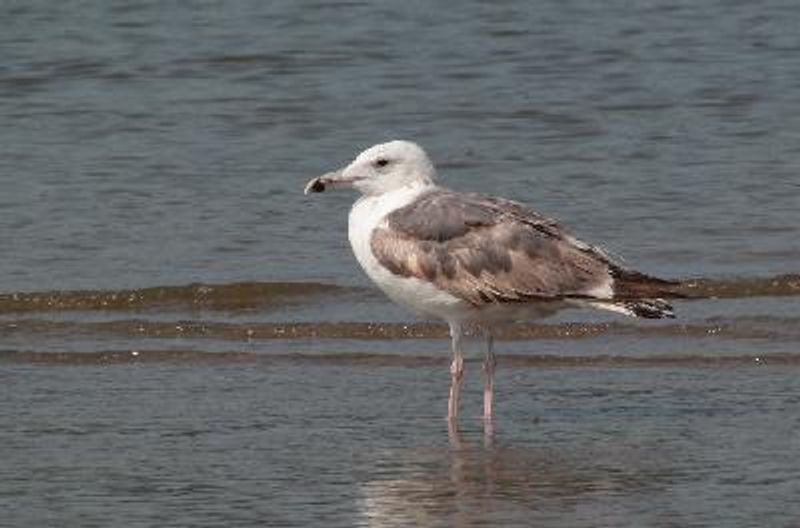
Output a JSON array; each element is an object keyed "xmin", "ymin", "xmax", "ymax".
[
  {"xmin": 447, "ymin": 416, "xmax": 463, "ymax": 448},
  {"xmin": 483, "ymin": 331, "xmax": 497, "ymax": 422},
  {"xmin": 447, "ymin": 322, "xmax": 465, "ymax": 427}
]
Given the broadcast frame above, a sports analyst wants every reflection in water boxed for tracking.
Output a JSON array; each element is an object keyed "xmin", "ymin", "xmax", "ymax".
[{"xmin": 358, "ymin": 428, "xmax": 676, "ymax": 527}]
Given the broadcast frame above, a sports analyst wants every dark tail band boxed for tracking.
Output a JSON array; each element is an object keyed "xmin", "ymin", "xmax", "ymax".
[{"xmin": 622, "ymin": 299, "xmax": 675, "ymax": 319}]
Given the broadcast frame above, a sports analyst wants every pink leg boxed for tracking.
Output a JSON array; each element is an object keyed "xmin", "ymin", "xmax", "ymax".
[
  {"xmin": 483, "ymin": 333, "xmax": 496, "ymax": 421},
  {"xmin": 447, "ymin": 323, "xmax": 465, "ymax": 426}
]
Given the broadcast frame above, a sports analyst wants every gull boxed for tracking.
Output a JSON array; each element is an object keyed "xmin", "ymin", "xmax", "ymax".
[{"xmin": 304, "ymin": 140, "xmax": 679, "ymax": 431}]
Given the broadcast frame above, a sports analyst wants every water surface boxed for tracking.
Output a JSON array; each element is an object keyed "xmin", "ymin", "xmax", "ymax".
[{"xmin": 2, "ymin": 1, "xmax": 799, "ymax": 526}]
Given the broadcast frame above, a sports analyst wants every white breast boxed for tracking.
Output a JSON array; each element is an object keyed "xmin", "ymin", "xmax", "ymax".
[{"xmin": 348, "ymin": 184, "xmax": 471, "ymax": 323}]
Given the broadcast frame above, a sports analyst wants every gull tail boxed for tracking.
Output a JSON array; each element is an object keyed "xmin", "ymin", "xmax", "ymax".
[
  {"xmin": 602, "ymin": 267, "xmax": 686, "ymax": 319},
  {"xmin": 618, "ymin": 298, "xmax": 675, "ymax": 319},
  {"xmin": 592, "ymin": 298, "xmax": 675, "ymax": 319}
]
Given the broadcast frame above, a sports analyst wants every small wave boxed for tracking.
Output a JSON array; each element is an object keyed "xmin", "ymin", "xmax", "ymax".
[
  {"xmin": 1, "ymin": 349, "xmax": 797, "ymax": 367},
  {"xmin": 3, "ymin": 318, "xmax": 798, "ymax": 342},
  {"xmin": 0, "ymin": 281, "xmax": 352, "ymax": 314},
  {"xmin": 0, "ymin": 274, "xmax": 797, "ymax": 316},
  {"xmin": 678, "ymin": 274, "xmax": 800, "ymax": 299}
]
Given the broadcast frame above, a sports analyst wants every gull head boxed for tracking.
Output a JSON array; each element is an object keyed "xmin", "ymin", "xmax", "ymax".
[{"xmin": 304, "ymin": 140, "xmax": 436, "ymax": 196}]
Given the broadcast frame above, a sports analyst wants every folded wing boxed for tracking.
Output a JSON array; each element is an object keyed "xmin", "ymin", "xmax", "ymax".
[{"xmin": 370, "ymin": 189, "xmax": 679, "ymax": 313}]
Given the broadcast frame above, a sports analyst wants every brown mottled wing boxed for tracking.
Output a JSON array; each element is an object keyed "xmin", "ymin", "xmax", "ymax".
[{"xmin": 370, "ymin": 189, "xmax": 617, "ymax": 306}]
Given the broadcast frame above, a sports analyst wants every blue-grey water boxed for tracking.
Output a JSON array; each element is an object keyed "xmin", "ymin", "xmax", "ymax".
[{"xmin": 2, "ymin": 1, "xmax": 800, "ymax": 526}]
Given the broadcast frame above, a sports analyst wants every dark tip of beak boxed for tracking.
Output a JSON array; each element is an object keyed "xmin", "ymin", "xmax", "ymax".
[{"xmin": 304, "ymin": 177, "xmax": 326, "ymax": 194}]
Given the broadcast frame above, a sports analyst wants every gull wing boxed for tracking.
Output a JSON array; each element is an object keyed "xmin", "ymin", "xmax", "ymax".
[{"xmin": 370, "ymin": 189, "xmax": 678, "ymax": 311}]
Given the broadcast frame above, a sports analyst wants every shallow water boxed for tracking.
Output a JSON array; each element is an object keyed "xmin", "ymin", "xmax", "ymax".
[
  {"xmin": 2, "ymin": 1, "xmax": 800, "ymax": 526},
  {"xmin": 3, "ymin": 362, "xmax": 800, "ymax": 527}
]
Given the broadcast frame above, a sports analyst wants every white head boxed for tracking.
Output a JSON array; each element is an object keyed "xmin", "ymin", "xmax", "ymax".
[{"xmin": 304, "ymin": 140, "xmax": 436, "ymax": 196}]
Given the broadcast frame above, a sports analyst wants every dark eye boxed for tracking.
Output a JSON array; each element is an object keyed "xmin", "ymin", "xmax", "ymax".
[{"xmin": 375, "ymin": 158, "xmax": 389, "ymax": 168}]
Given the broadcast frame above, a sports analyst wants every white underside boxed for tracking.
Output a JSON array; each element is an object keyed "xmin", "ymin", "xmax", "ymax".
[
  {"xmin": 349, "ymin": 183, "xmax": 473, "ymax": 324},
  {"xmin": 348, "ymin": 183, "xmax": 612, "ymax": 326}
]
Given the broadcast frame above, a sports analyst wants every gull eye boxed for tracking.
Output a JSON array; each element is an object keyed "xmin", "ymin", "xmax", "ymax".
[{"xmin": 374, "ymin": 158, "xmax": 389, "ymax": 168}]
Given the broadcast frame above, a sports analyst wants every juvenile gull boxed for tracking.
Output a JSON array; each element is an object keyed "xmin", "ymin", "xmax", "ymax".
[{"xmin": 304, "ymin": 140, "xmax": 679, "ymax": 430}]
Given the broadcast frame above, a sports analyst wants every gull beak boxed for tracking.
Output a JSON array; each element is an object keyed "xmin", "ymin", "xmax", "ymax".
[{"xmin": 304, "ymin": 169, "xmax": 360, "ymax": 195}]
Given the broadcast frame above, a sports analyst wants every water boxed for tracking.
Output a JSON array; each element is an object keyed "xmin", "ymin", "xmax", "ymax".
[{"xmin": 1, "ymin": 1, "xmax": 799, "ymax": 526}]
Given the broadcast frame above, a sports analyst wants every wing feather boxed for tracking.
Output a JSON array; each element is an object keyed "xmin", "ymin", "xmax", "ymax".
[{"xmin": 370, "ymin": 189, "xmax": 616, "ymax": 306}]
